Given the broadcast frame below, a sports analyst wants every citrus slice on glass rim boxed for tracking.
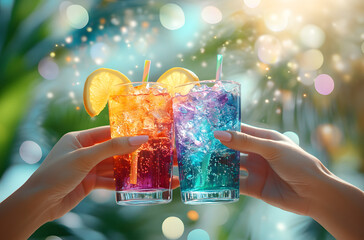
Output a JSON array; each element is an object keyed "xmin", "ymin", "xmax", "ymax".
[
  {"xmin": 83, "ymin": 68, "xmax": 131, "ymax": 117},
  {"xmin": 157, "ymin": 67, "xmax": 199, "ymax": 95}
]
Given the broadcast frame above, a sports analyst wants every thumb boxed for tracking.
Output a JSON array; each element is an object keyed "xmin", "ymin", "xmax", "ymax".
[
  {"xmin": 74, "ymin": 135, "xmax": 149, "ymax": 170},
  {"xmin": 214, "ymin": 131, "xmax": 278, "ymax": 160}
]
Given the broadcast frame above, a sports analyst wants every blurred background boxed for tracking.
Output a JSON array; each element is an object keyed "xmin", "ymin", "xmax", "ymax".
[{"xmin": 1, "ymin": 0, "xmax": 364, "ymax": 239}]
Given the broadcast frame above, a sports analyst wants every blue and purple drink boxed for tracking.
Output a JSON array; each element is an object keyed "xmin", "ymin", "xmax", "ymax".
[{"xmin": 173, "ymin": 80, "xmax": 241, "ymax": 204}]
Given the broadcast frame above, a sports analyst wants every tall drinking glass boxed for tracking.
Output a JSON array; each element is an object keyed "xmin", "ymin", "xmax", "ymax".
[
  {"xmin": 173, "ymin": 80, "xmax": 241, "ymax": 204},
  {"xmin": 109, "ymin": 82, "xmax": 174, "ymax": 205}
]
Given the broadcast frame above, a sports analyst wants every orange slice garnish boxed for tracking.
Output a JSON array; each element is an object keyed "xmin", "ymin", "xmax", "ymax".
[
  {"xmin": 83, "ymin": 68, "xmax": 131, "ymax": 117},
  {"xmin": 157, "ymin": 67, "xmax": 199, "ymax": 95}
]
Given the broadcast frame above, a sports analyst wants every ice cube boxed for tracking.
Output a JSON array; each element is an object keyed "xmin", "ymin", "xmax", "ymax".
[
  {"xmin": 143, "ymin": 117, "xmax": 155, "ymax": 129},
  {"xmin": 212, "ymin": 80, "xmax": 224, "ymax": 91},
  {"xmin": 151, "ymin": 109, "xmax": 169, "ymax": 120}
]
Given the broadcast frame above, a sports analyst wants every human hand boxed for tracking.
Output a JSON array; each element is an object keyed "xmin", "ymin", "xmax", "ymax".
[
  {"xmin": 214, "ymin": 124, "xmax": 364, "ymax": 240},
  {"xmin": 214, "ymin": 124, "xmax": 329, "ymax": 216},
  {"xmin": 0, "ymin": 126, "xmax": 183, "ymax": 239},
  {"xmin": 0, "ymin": 126, "xmax": 153, "ymax": 239},
  {"xmin": 23, "ymin": 126, "xmax": 152, "ymax": 222}
]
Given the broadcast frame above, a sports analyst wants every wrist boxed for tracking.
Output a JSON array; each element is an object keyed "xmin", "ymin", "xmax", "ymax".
[
  {"xmin": 307, "ymin": 167, "xmax": 338, "ymax": 219},
  {"xmin": 18, "ymin": 181, "xmax": 51, "ymax": 222},
  {"xmin": 0, "ymin": 181, "xmax": 50, "ymax": 239},
  {"xmin": 308, "ymin": 166, "xmax": 364, "ymax": 240}
]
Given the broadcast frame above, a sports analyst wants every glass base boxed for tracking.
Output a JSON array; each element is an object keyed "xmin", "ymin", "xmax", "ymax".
[
  {"xmin": 115, "ymin": 189, "xmax": 172, "ymax": 206},
  {"xmin": 181, "ymin": 189, "xmax": 239, "ymax": 205}
]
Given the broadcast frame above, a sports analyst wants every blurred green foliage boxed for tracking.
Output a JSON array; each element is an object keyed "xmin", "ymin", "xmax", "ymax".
[{"xmin": 0, "ymin": 0, "xmax": 50, "ymax": 175}]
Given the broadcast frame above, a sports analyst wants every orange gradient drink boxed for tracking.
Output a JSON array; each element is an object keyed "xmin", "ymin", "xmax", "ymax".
[{"xmin": 108, "ymin": 82, "xmax": 174, "ymax": 205}]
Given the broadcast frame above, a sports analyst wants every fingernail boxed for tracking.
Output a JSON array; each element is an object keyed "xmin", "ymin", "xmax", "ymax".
[
  {"xmin": 129, "ymin": 135, "xmax": 149, "ymax": 146},
  {"xmin": 214, "ymin": 131, "xmax": 232, "ymax": 142}
]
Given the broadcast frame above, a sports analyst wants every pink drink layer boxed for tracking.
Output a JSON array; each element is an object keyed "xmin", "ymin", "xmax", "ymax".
[{"xmin": 113, "ymin": 138, "xmax": 172, "ymax": 191}]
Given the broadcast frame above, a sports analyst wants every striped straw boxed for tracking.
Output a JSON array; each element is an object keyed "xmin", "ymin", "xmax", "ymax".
[
  {"xmin": 215, "ymin": 54, "xmax": 223, "ymax": 81},
  {"xmin": 142, "ymin": 60, "xmax": 151, "ymax": 83}
]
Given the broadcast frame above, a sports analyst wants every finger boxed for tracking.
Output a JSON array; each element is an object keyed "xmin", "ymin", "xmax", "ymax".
[
  {"xmin": 88, "ymin": 158, "xmax": 114, "ymax": 177},
  {"xmin": 239, "ymin": 177, "xmax": 260, "ymax": 198},
  {"xmin": 239, "ymin": 176, "xmax": 249, "ymax": 195},
  {"xmin": 74, "ymin": 126, "xmax": 111, "ymax": 147},
  {"xmin": 214, "ymin": 131, "xmax": 278, "ymax": 160},
  {"xmin": 95, "ymin": 177, "xmax": 115, "ymax": 190},
  {"xmin": 241, "ymin": 123, "xmax": 284, "ymax": 141},
  {"xmin": 75, "ymin": 135, "xmax": 149, "ymax": 171},
  {"xmin": 239, "ymin": 171, "xmax": 265, "ymax": 199},
  {"xmin": 241, "ymin": 123, "xmax": 297, "ymax": 144},
  {"xmin": 240, "ymin": 153, "xmax": 270, "ymax": 172},
  {"xmin": 240, "ymin": 153, "xmax": 248, "ymax": 170},
  {"xmin": 64, "ymin": 176, "xmax": 114, "ymax": 204},
  {"xmin": 96, "ymin": 170, "xmax": 114, "ymax": 178},
  {"xmin": 172, "ymin": 176, "xmax": 180, "ymax": 189},
  {"xmin": 95, "ymin": 158, "xmax": 114, "ymax": 172}
]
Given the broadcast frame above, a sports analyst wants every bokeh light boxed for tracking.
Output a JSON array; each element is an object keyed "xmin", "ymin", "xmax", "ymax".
[
  {"xmin": 276, "ymin": 222, "xmax": 286, "ymax": 231},
  {"xmin": 66, "ymin": 4, "xmax": 89, "ymax": 29},
  {"xmin": 300, "ymin": 24, "xmax": 325, "ymax": 49},
  {"xmin": 90, "ymin": 189, "xmax": 113, "ymax": 203},
  {"xmin": 264, "ymin": 12, "xmax": 289, "ymax": 32},
  {"xmin": 45, "ymin": 236, "xmax": 62, "ymax": 240},
  {"xmin": 111, "ymin": 17, "xmax": 120, "ymax": 26},
  {"xmin": 65, "ymin": 36, "xmax": 73, "ymax": 44},
  {"xmin": 90, "ymin": 42, "xmax": 110, "ymax": 64},
  {"xmin": 187, "ymin": 210, "xmax": 199, "ymax": 221},
  {"xmin": 59, "ymin": 1, "xmax": 72, "ymax": 13},
  {"xmin": 159, "ymin": 4, "xmax": 185, "ymax": 30},
  {"xmin": 298, "ymin": 70, "xmax": 317, "ymax": 86},
  {"xmin": 19, "ymin": 141, "xmax": 42, "ymax": 164},
  {"xmin": 38, "ymin": 57, "xmax": 59, "ymax": 80},
  {"xmin": 162, "ymin": 216, "xmax": 184, "ymax": 239},
  {"xmin": 299, "ymin": 49, "xmax": 324, "ymax": 71},
  {"xmin": 58, "ymin": 212, "xmax": 83, "ymax": 228},
  {"xmin": 333, "ymin": 54, "xmax": 349, "ymax": 72},
  {"xmin": 255, "ymin": 35, "xmax": 282, "ymax": 64},
  {"xmin": 188, "ymin": 229, "xmax": 210, "ymax": 240},
  {"xmin": 314, "ymin": 74, "xmax": 335, "ymax": 95},
  {"xmin": 316, "ymin": 124, "xmax": 343, "ymax": 148},
  {"xmin": 244, "ymin": 0, "xmax": 261, "ymax": 8},
  {"xmin": 201, "ymin": 6, "xmax": 222, "ymax": 24},
  {"xmin": 283, "ymin": 131, "xmax": 300, "ymax": 145},
  {"xmin": 113, "ymin": 35, "xmax": 122, "ymax": 42}
]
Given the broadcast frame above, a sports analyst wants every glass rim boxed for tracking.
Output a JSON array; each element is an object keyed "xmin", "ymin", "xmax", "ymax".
[
  {"xmin": 174, "ymin": 79, "xmax": 240, "ymax": 89},
  {"xmin": 112, "ymin": 81, "xmax": 168, "ymax": 88}
]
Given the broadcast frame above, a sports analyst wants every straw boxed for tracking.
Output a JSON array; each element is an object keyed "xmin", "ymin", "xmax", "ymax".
[
  {"xmin": 215, "ymin": 54, "xmax": 223, "ymax": 81},
  {"xmin": 142, "ymin": 60, "xmax": 151, "ymax": 83},
  {"xmin": 129, "ymin": 60, "xmax": 151, "ymax": 185},
  {"xmin": 197, "ymin": 152, "xmax": 213, "ymax": 189},
  {"xmin": 197, "ymin": 54, "xmax": 224, "ymax": 187},
  {"xmin": 130, "ymin": 152, "xmax": 138, "ymax": 184}
]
